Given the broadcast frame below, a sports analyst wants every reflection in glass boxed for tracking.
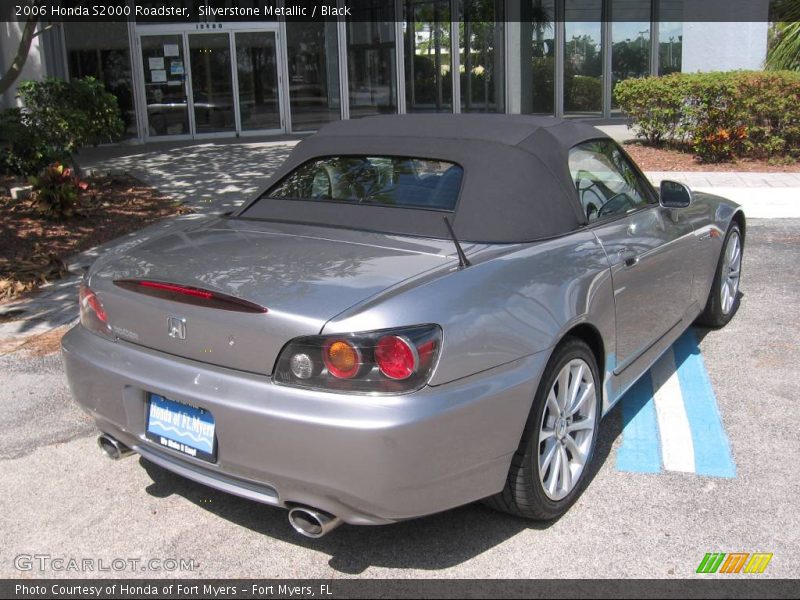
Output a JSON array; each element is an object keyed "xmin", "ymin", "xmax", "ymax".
[
  {"xmin": 459, "ymin": 0, "xmax": 504, "ymax": 112},
  {"xmin": 564, "ymin": 1, "xmax": 603, "ymax": 116},
  {"xmin": 285, "ymin": 22, "xmax": 341, "ymax": 131},
  {"xmin": 611, "ymin": 1, "xmax": 651, "ymax": 113},
  {"xmin": 265, "ymin": 156, "xmax": 462, "ymax": 211},
  {"xmin": 658, "ymin": 23, "xmax": 682, "ymax": 74},
  {"xmin": 236, "ymin": 32, "xmax": 280, "ymax": 131},
  {"xmin": 140, "ymin": 34, "xmax": 189, "ymax": 136},
  {"xmin": 403, "ymin": 0, "xmax": 452, "ymax": 113},
  {"xmin": 348, "ymin": 1, "xmax": 398, "ymax": 118},
  {"xmin": 189, "ymin": 33, "xmax": 236, "ymax": 133},
  {"xmin": 659, "ymin": 0, "xmax": 684, "ymax": 74},
  {"xmin": 519, "ymin": 0, "xmax": 555, "ymax": 114},
  {"xmin": 64, "ymin": 22, "xmax": 137, "ymax": 138}
]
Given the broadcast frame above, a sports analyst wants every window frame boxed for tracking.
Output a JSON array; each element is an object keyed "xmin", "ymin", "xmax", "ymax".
[{"xmin": 568, "ymin": 138, "xmax": 659, "ymax": 227}]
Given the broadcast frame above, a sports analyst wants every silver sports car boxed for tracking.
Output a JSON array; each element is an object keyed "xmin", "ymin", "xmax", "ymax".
[{"xmin": 62, "ymin": 115, "xmax": 744, "ymax": 538}]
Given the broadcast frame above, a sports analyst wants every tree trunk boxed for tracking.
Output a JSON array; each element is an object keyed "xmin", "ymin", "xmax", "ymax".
[{"xmin": 0, "ymin": 18, "xmax": 40, "ymax": 97}]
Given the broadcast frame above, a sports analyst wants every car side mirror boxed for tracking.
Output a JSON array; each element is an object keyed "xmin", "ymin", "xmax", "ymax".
[{"xmin": 659, "ymin": 180, "xmax": 692, "ymax": 209}]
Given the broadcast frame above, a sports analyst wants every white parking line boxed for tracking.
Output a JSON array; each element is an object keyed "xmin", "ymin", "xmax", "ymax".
[{"xmin": 650, "ymin": 348, "xmax": 696, "ymax": 473}]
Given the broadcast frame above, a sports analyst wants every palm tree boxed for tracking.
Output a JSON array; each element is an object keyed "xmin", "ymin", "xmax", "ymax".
[
  {"xmin": 531, "ymin": 0, "xmax": 552, "ymax": 45},
  {"xmin": 766, "ymin": 0, "xmax": 800, "ymax": 71}
]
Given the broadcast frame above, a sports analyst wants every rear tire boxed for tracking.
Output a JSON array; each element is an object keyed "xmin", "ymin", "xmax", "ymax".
[
  {"xmin": 697, "ymin": 222, "xmax": 743, "ymax": 328},
  {"xmin": 485, "ymin": 338, "xmax": 601, "ymax": 520}
]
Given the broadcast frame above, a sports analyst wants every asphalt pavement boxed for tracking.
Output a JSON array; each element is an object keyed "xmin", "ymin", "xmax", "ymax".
[{"xmin": 0, "ymin": 219, "xmax": 797, "ymax": 579}]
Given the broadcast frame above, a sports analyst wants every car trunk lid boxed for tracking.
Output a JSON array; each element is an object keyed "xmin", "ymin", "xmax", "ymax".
[{"xmin": 89, "ymin": 218, "xmax": 454, "ymax": 375}]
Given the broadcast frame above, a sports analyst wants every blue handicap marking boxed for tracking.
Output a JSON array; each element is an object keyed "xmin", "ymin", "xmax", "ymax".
[
  {"xmin": 616, "ymin": 371, "xmax": 662, "ymax": 473},
  {"xmin": 672, "ymin": 330, "xmax": 736, "ymax": 477},
  {"xmin": 615, "ymin": 329, "xmax": 736, "ymax": 478}
]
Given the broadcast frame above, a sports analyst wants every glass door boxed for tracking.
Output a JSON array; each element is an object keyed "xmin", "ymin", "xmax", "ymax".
[
  {"xmin": 140, "ymin": 34, "xmax": 190, "ymax": 137},
  {"xmin": 284, "ymin": 22, "xmax": 341, "ymax": 132},
  {"xmin": 139, "ymin": 28, "xmax": 286, "ymax": 139},
  {"xmin": 235, "ymin": 31, "xmax": 283, "ymax": 133},
  {"xmin": 187, "ymin": 33, "xmax": 236, "ymax": 135}
]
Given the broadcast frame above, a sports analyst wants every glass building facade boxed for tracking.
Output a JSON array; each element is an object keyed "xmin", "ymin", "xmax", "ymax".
[{"xmin": 54, "ymin": 0, "xmax": 687, "ymax": 142}]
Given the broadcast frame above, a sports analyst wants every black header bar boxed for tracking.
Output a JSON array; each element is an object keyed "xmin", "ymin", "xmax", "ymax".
[
  {"xmin": 3, "ymin": 579, "xmax": 800, "ymax": 600},
  {"xmin": 0, "ymin": 0, "xmax": 778, "ymax": 24}
]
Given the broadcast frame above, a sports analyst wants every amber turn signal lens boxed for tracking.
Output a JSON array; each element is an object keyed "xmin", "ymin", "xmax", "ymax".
[{"xmin": 323, "ymin": 340, "xmax": 361, "ymax": 379}]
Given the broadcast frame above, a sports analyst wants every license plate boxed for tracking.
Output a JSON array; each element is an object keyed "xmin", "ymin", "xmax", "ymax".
[{"xmin": 145, "ymin": 394, "xmax": 216, "ymax": 462}]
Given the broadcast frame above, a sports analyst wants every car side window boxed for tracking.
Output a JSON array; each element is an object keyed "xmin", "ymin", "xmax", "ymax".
[{"xmin": 568, "ymin": 140, "xmax": 654, "ymax": 223}]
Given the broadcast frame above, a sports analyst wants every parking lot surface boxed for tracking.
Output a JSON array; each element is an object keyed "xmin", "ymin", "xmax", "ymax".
[{"xmin": 1, "ymin": 219, "xmax": 797, "ymax": 579}]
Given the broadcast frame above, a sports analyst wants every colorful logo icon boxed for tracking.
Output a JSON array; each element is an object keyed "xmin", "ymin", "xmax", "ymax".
[{"xmin": 696, "ymin": 552, "xmax": 773, "ymax": 574}]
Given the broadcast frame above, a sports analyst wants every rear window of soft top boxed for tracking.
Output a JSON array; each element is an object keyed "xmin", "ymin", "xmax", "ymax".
[{"xmin": 249, "ymin": 155, "xmax": 463, "ymax": 212}]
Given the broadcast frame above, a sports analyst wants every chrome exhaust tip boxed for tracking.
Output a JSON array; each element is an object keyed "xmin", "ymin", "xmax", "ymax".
[
  {"xmin": 288, "ymin": 507, "xmax": 342, "ymax": 538},
  {"xmin": 97, "ymin": 434, "xmax": 133, "ymax": 460}
]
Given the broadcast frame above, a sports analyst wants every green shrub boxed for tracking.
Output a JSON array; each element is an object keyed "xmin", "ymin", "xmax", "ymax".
[
  {"xmin": 0, "ymin": 108, "xmax": 64, "ymax": 176},
  {"xmin": 17, "ymin": 77, "xmax": 125, "ymax": 154},
  {"xmin": 683, "ymin": 72, "xmax": 745, "ymax": 162},
  {"xmin": 28, "ymin": 162, "xmax": 89, "ymax": 219},
  {"xmin": 565, "ymin": 75, "xmax": 602, "ymax": 114},
  {"xmin": 735, "ymin": 71, "xmax": 800, "ymax": 157},
  {"xmin": 613, "ymin": 73, "xmax": 689, "ymax": 145},
  {"xmin": 614, "ymin": 71, "xmax": 800, "ymax": 162},
  {"xmin": 529, "ymin": 56, "xmax": 555, "ymax": 113},
  {"xmin": 1, "ymin": 77, "xmax": 124, "ymax": 176}
]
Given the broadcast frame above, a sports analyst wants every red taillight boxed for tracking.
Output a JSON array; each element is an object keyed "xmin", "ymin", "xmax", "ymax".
[
  {"xmin": 273, "ymin": 325, "xmax": 441, "ymax": 394},
  {"xmin": 79, "ymin": 283, "xmax": 112, "ymax": 338},
  {"xmin": 80, "ymin": 284, "xmax": 108, "ymax": 322},
  {"xmin": 375, "ymin": 335, "xmax": 418, "ymax": 380}
]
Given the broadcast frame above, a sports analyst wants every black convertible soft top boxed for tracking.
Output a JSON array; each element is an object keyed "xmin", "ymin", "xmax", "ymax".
[{"xmin": 238, "ymin": 114, "xmax": 609, "ymax": 243}]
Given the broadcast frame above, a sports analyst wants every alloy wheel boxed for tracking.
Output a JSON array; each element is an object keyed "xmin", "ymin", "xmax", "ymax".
[
  {"xmin": 720, "ymin": 231, "xmax": 742, "ymax": 315},
  {"xmin": 538, "ymin": 358, "xmax": 597, "ymax": 501}
]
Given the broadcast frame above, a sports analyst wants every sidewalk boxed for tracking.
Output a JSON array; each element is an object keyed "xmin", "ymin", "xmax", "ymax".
[
  {"xmin": 1, "ymin": 136, "xmax": 798, "ymax": 350},
  {"xmin": 645, "ymin": 172, "xmax": 800, "ymax": 219},
  {"xmin": 77, "ymin": 137, "xmax": 301, "ymax": 214}
]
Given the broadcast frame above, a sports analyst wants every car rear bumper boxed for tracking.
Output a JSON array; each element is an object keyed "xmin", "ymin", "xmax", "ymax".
[{"xmin": 61, "ymin": 325, "xmax": 546, "ymax": 525}]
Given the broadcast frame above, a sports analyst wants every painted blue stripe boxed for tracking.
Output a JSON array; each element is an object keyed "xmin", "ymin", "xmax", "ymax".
[
  {"xmin": 673, "ymin": 329, "xmax": 736, "ymax": 478},
  {"xmin": 616, "ymin": 371, "xmax": 662, "ymax": 473}
]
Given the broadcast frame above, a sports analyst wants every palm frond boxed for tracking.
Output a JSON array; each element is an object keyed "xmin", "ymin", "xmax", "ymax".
[{"xmin": 767, "ymin": 21, "xmax": 800, "ymax": 71}]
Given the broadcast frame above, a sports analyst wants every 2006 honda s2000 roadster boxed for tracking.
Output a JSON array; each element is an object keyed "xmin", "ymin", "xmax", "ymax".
[{"xmin": 62, "ymin": 115, "xmax": 745, "ymax": 537}]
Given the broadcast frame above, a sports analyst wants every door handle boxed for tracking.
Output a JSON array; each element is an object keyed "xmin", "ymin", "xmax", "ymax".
[{"xmin": 618, "ymin": 248, "xmax": 639, "ymax": 267}]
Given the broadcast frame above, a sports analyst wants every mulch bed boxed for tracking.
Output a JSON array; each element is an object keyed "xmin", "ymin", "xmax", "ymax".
[
  {"xmin": 0, "ymin": 174, "xmax": 190, "ymax": 303},
  {"xmin": 623, "ymin": 141, "xmax": 800, "ymax": 173}
]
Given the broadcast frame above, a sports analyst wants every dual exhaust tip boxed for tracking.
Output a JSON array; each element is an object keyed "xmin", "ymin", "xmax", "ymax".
[
  {"xmin": 288, "ymin": 507, "xmax": 342, "ymax": 538},
  {"xmin": 97, "ymin": 434, "xmax": 133, "ymax": 460},
  {"xmin": 97, "ymin": 433, "xmax": 342, "ymax": 538}
]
